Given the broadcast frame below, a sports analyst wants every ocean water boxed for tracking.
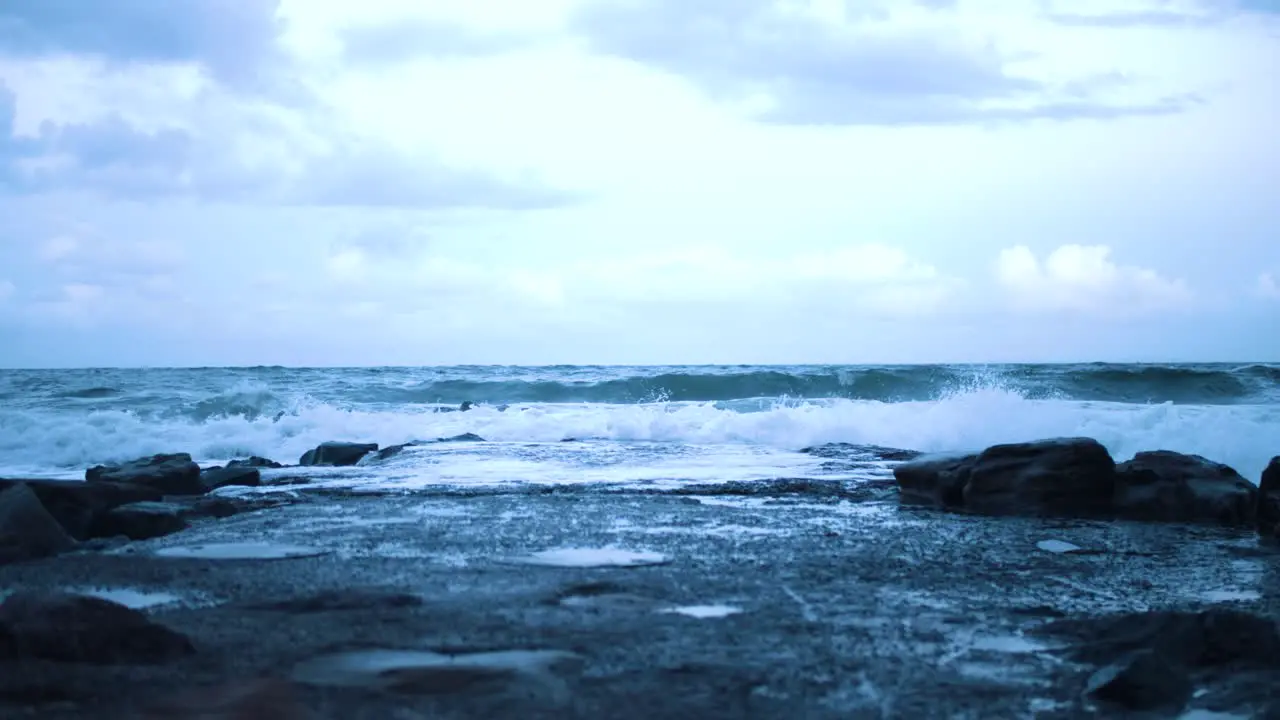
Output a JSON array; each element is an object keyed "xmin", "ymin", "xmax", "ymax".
[{"xmin": 0, "ymin": 364, "xmax": 1277, "ymax": 487}]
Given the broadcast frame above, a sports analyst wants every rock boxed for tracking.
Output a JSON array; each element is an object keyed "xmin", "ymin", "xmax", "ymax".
[
  {"xmin": 90, "ymin": 501, "xmax": 190, "ymax": 541},
  {"xmin": 893, "ymin": 453, "xmax": 975, "ymax": 508},
  {"xmin": 460, "ymin": 401, "xmax": 474, "ymax": 411},
  {"xmin": 228, "ymin": 456, "xmax": 284, "ymax": 469},
  {"xmin": 0, "ymin": 483, "xmax": 76, "ymax": 563},
  {"xmin": 1114, "ymin": 451, "xmax": 1258, "ymax": 526},
  {"xmin": 1047, "ymin": 608, "xmax": 1280, "ymax": 669},
  {"xmin": 1084, "ymin": 649, "xmax": 1192, "ymax": 712},
  {"xmin": 440, "ymin": 432, "xmax": 485, "ymax": 443},
  {"xmin": 86, "ymin": 453, "xmax": 205, "ymax": 496},
  {"xmin": 142, "ymin": 678, "xmax": 314, "ymax": 720},
  {"xmin": 962, "ymin": 438, "xmax": 1116, "ymax": 516},
  {"xmin": 200, "ymin": 465, "xmax": 262, "ymax": 491},
  {"xmin": 245, "ymin": 589, "xmax": 424, "ymax": 613},
  {"xmin": 373, "ymin": 442, "xmax": 422, "ymax": 462},
  {"xmin": 1258, "ymin": 456, "xmax": 1280, "ymax": 537},
  {"xmin": 298, "ymin": 442, "xmax": 378, "ymax": 467},
  {"xmin": 0, "ymin": 591, "xmax": 195, "ymax": 664},
  {"xmin": 0, "ymin": 479, "xmax": 162, "ymax": 540}
]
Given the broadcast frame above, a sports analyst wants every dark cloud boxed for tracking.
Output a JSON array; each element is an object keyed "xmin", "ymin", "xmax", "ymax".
[
  {"xmin": 0, "ymin": 83, "xmax": 578, "ymax": 209},
  {"xmin": 0, "ymin": 0, "xmax": 284, "ymax": 91},
  {"xmin": 572, "ymin": 0, "xmax": 1200, "ymax": 126},
  {"xmin": 340, "ymin": 19, "xmax": 538, "ymax": 64}
]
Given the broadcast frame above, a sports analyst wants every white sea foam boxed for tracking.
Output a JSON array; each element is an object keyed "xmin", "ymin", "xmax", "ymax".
[{"xmin": 0, "ymin": 387, "xmax": 1276, "ymax": 483}]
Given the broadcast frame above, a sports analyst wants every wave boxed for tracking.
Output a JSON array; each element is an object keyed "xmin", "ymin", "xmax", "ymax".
[{"xmin": 1, "ymin": 386, "xmax": 1276, "ymax": 482}]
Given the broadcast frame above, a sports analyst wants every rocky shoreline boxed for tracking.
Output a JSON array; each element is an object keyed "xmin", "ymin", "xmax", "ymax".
[{"xmin": 0, "ymin": 437, "xmax": 1278, "ymax": 718}]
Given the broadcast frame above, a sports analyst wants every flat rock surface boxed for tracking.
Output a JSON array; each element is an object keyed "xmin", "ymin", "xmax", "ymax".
[{"xmin": 0, "ymin": 486, "xmax": 1277, "ymax": 719}]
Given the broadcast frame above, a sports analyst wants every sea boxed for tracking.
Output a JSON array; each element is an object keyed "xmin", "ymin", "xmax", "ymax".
[{"xmin": 0, "ymin": 364, "xmax": 1277, "ymax": 489}]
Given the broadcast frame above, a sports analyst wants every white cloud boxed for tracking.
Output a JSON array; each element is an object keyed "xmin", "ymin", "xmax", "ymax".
[
  {"xmin": 995, "ymin": 244, "xmax": 1191, "ymax": 315},
  {"xmin": 1258, "ymin": 271, "xmax": 1280, "ymax": 299}
]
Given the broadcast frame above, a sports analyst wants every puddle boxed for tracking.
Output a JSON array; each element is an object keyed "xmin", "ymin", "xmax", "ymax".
[
  {"xmin": 505, "ymin": 548, "xmax": 670, "ymax": 568},
  {"xmin": 970, "ymin": 635, "xmax": 1050, "ymax": 654},
  {"xmin": 661, "ymin": 605, "xmax": 743, "ymax": 619},
  {"xmin": 1178, "ymin": 712, "xmax": 1250, "ymax": 720},
  {"xmin": 75, "ymin": 588, "xmax": 184, "ymax": 609},
  {"xmin": 292, "ymin": 648, "xmax": 582, "ymax": 694},
  {"xmin": 154, "ymin": 542, "xmax": 328, "ymax": 560},
  {"xmin": 1037, "ymin": 540, "xmax": 1084, "ymax": 554},
  {"xmin": 1201, "ymin": 589, "xmax": 1261, "ymax": 603}
]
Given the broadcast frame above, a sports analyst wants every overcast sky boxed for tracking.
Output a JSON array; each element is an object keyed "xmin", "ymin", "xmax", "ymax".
[{"xmin": 0, "ymin": 0, "xmax": 1277, "ymax": 367}]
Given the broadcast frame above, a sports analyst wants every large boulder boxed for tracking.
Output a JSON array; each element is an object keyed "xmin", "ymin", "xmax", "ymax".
[
  {"xmin": 1114, "ymin": 451, "xmax": 1257, "ymax": 527},
  {"xmin": 894, "ymin": 438, "xmax": 1116, "ymax": 518},
  {"xmin": 0, "ymin": 478, "xmax": 163, "ymax": 540},
  {"xmin": 227, "ymin": 456, "xmax": 284, "ymax": 469},
  {"xmin": 1259, "ymin": 456, "xmax": 1280, "ymax": 537},
  {"xmin": 0, "ymin": 484, "xmax": 76, "ymax": 564},
  {"xmin": 298, "ymin": 442, "xmax": 378, "ymax": 467},
  {"xmin": 86, "ymin": 453, "xmax": 204, "ymax": 496},
  {"xmin": 199, "ymin": 465, "xmax": 262, "ymax": 491},
  {"xmin": 0, "ymin": 591, "xmax": 195, "ymax": 664},
  {"xmin": 90, "ymin": 501, "xmax": 190, "ymax": 541}
]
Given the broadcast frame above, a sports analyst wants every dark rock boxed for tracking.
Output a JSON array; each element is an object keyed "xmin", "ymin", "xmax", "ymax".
[
  {"xmin": 180, "ymin": 495, "xmax": 284, "ymax": 520},
  {"xmin": 298, "ymin": 442, "xmax": 378, "ymax": 467},
  {"xmin": 90, "ymin": 501, "xmax": 190, "ymax": 541},
  {"xmin": 373, "ymin": 442, "xmax": 423, "ymax": 462},
  {"xmin": 1259, "ymin": 456, "xmax": 1280, "ymax": 537},
  {"xmin": 963, "ymin": 438, "xmax": 1116, "ymax": 516},
  {"xmin": 143, "ymin": 678, "xmax": 314, "ymax": 720},
  {"xmin": 893, "ymin": 453, "xmax": 975, "ymax": 508},
  {"xmin": 200, "ymin": 465, "xmax": 262, "ymax": 491},
  {"xmin": 1084, "ymin": 649, "xmax": 1192, "ymax": 712},
  {"xmin": 0, "ymin": 479, "xmax": 162, "ymax": 540},
  {"xmin": 227, "ymin": 456, "xmax": 284, "ymax": 469},
  {"xmin": 1046, "ymin": 608, "xmax": 1280, "ymax": 669},
  {"xmin": 439, "ymin": 432, "xmax": 484, "ymax": 443},
  {"xmin": 802, "ymin": 443, "xmax": 922, "ymax": 462},
  {"xmin": 245, "ymin": 589, "xmax": 424, "ymax": 613},
  {"xmin": 0, "ymin": 592, "xmax": 195, "ymax": 664},
  {"xmin": 86, "ymin": 453, "xmax": 204, "ymax": 496},
  {"xmin": 0, "ymin": 483, "xmax": 76, "ymax": 563},
  {"xmin": 1114, "ymin": 451, "xmax": 1257, "ymax": 526},
  {"xmin": 459, "ymin": 401, "xmax": 474, "ymax": 411}
]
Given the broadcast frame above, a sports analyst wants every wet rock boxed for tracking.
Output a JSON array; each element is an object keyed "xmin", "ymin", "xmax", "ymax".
[
  {"xmin": 1258, "ymin": 456, "xmax": 1280, "ymax": 537},
  {"xmin": 1114, "ymin": 451, "xmax": 1257, "ymax": 526},
  {"xmin": 962, "ymin": 438, "xmax": 1116, "ymax": 516},
  {"xmin": 86, "ymin": 453, "xmax": 205, "ymax": 496},
  {"xmin": 227, "ymin": 456, "xmax": 284, "ymax": 469},
  {"xmin": 298, "ymin": 442, "xmax": 378, "ymax": 467},
  {"xmin": 373, "ymin": 442, "xmax": 423, "ymax": 462},
  {"xmin": 0, "ymin": 592, "xmax": 195, "ymax": 664},
  {"xmin": 0, "ymin": 483, "xmax": 76, "ymax": 563},
  {"xmin": 460, "ymin": 401, "xmax": 474, "ymax": 412},
  {"xmin": 200, "ymin": 465, "xmax": 262, "ymax": 491},
  {"xmin": 0, "ymin": 479, "xmax": 162, "ymax": 540},
  {"xmin": 1084, "ymin": 649, "xmax": 1192, "ymax": 712},
  {"xmin": 90, "ymin": 501, "xmax": 190, "ymax": 541},
  {"xmin": 1046, "ymin": 608, "xmax": 1280, "ymax": 668},
  {"xmin": 802, "ymin": 442, "xmax": 922, "ymax": 462},
  {"xmin": 180, "ymin": 495, "xmax": 285, "ymax": 520},
  {"xmin": 245, "ymin": 588, "xmax": 424, "ymax": 613},
  {"xmin": 893, "ymin": 453, "xmax": 975, "ymax": 508},
  {"xmin": 440, "ymin": 432, "xmax": 485, "ymax": 443},
  {"xmin": 143, "ymin": 678, "xmax": 314, "ymax": 720}
]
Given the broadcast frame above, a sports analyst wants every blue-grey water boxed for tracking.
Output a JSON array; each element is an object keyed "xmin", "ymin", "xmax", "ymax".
[{"xmin": 0, "ymin": 364, "xmax": 1277, "ymax": 486}]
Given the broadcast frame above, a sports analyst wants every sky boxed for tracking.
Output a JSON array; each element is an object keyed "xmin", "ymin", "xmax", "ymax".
[{"xmin": 0, "ymin": 0, "xmax": 1277, "ymax": 367}]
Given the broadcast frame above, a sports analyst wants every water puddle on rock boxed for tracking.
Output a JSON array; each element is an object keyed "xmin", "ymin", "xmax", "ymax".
[
  {"xmin": 1201, "ymin": 589, "xmax": 1262, "ymax": 603},
  {"xmin": 660, "ymin": 604, "xmax": 743, "ymax": 619},
  {"xmin": 292, "ymin": 648, "xmax": 583, "ymax": 695},
  {"xmin": 153, "ymin": 542, "xmax": 328, "ymax": 560},
  {"xmin": 970, "ymin": 635, "xmax": 1051, "ymax": 654},
  {"xmin": 75, "ymin": 588, "xmax": 184, "ymax": 609},
  {"xmin": 504, "ymin": 548, "xmax": 670, "ymax": 568}
]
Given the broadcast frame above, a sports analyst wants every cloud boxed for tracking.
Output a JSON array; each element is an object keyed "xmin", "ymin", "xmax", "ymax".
[
  {"xmin": 1257, "ymin": 272, "xmax": 1280, "ymax": 299},
  {"xmin": 340, "ymin": 18, "xmax": 538, "ymax": 64},
  {"xmin": 0, "ymin": 80, "xmax": 577, "ymax": 208},
  {"xmin": 571, "ymin": 0, "xmax": 1197, "ymax": 126},
  {"xmin": 0, "ymin": 0, "xmax": 286, "ymax": 92},
  {"xmin": 0, "ymin": 279, "xmax": 13, "ymax": 302},
  {"xmin": 995, "ymin": 244, "xmax": 1191, "ymax": 315}
]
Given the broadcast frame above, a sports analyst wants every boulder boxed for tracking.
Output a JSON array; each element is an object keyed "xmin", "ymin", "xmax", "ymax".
[
  {"xmin": 0, "ymin": 483, "xmax": 76, "ymax": 564},
  {"xmin": 86, "ymin": 453, "xmax": 204, "ymax": 496},
  {"xmin": 962, "ymin": 438, "xmax": 1116, "ymax": 516},
  {"xmin": 142, "ymin": 678, "xmax": 314, "ymax": 720},
  {"xmin": 0, "ymin": 591, "xmax": 195, "ymax": 664},
  {"xmin": 1259, "ymin": 456, "xmax": 1280, "ymax": 537},
  {"xmin": 373, "ymin": 442, "xmax": 423, "ymax": 462},
  {"xmin": 298, "ymin": 442, "xmax": 378, "ymax": 467},
  {"xmin": 90, "ymin": 501, "xmax": 190, "ymax": 541},
  {"xmin": 1114, "ymin": 451, "xmax": 1257, "ymax": 527},
  {"xmin": 0, "ymin": 478, "xmax": 162, "ymax": 540},
  {"xmin": 1084, "ymin": 649, "xmax": 1192, "ymax": 712},
  {"xmin": 893, "ymin": 453, "xmax": 975, "ymax": 508},
  {"xmin": 200, "ymin": 465, "xmax": 262, "ymax": 491},
  {"xmin": 228, "ymin": 456, "xmax": 284, "ymax": 469}
]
